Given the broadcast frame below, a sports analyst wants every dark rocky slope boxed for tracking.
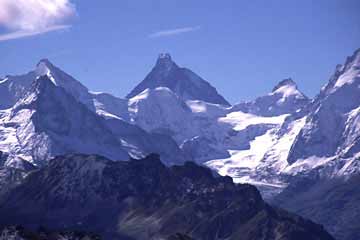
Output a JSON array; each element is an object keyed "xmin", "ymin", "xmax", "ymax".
[
  {"xmin": 274, "ymin": 174, "xmax": 360, "ymax": 240},
  {"xmin": 0, "ymin": 225, "xmax": 100, "ymax": 240},
  {"xmin": 0, "ymin": 154, "xmax": 334, "ymax": 240}
]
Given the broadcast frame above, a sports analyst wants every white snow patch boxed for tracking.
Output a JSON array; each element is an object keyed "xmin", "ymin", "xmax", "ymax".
[
  {"xmin": 89, "ymin": 91, "xmax": 105, "ymax": 95},
  {"xmin": 0, "ymin": 78, "xmax": 9, "ymax": 84},
  {"xmin": 283, "ymin": 156, "xmax": 335, "ymax": 175},
  {"xmin": 95, "ymin": 109, "xmax": 122, "ymax": 120},
  {"xmin": 272, "ymin": 84, "xmax": 305, "ymax": 104},
  {"xmin": 186, "ymin": 100, "xmax": 228, "ymax": 118},
  {"xmin": 218, "ymin": 111, "xmax": 288, "ymax": 131}
]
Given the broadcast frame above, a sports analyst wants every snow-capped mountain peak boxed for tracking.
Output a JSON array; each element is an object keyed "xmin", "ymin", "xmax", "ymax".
[
  {"xmin": 272, "ymin": 78, "xmax": 296, "ymax": 90},
  {"xmin": 332, "ymin": 55, "xmax": 360, "ymax": 90},
  {"xmin": 35, "ymin": 59, "xmax": 61, "ymax": 78},
  {"xmin": 0, "ymin": 59, "xmax": 94, "ymax": 110},
  {"xmin": 321, "ymin": 48, "xmax": 360, "ymax": 94},
  {"xmin": 35, "ymin": 60, "xmax": 50, "ymax": 75},
  {"xmin": 33, "ymin": 59, "xmax": 94, "ymax": 108},
  {"xmin": 342, "ymin": 48, "xmax": 360, "ymax": 71},
  {"xmin": 287, "ymin": 48, "xmax": 360, "ymax": 166},
  {"xmin": 272, "ymin": 78, "xmax": 298, "ymax": 94},
  {"xmin": 36, "ymin": 58, "xmax": 53, "ymax": 68},
  {"xmin": 1, "ymin": 74, "xmax": 131, "ymax": 167},
  {"xmin": 35, "ymin": 60, "xmax": 57, "ymax": 85},
  {"xmin": 232, "ymin": 78, "xmax": 309, "ymax": 116},
  {"xmin": 127, "ymin": 53, "xmax": 230, "ymax": 105},
  {"xmin": 270, "ymin": 78, "xmax": 307, "ymax": 102}
]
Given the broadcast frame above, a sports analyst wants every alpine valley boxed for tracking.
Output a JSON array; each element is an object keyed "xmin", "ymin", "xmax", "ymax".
[{"xmin": 0, "ymin": 49, "xmax": 359, "ymax": 240}]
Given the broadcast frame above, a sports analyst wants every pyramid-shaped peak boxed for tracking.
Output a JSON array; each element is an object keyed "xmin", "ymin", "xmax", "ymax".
[
  {"xmin": 272, "ymin": 78, "xmax": 297, "ymax": 92},
  {"xmin": 37, "ymin": 58, "xmax": 52, "ymax": 66},
  {"xmin": 270, "ymin": 78, "xmax": 308, "ymax": 101},
  {"xmin": 36, "ymin": 60, "xmax": 51, "ymax": 76},
  {"xmin": 333, "ymin": 48, "xmax": 360, "ymax": 75},
  {"xmin": 321, "ymin": 48, "xmax": 360, "ymax": 94},
  {"xmin": 127, "ymin": 54, "xmax": 230, "ymax": 105},
  {"xmin": 35, "ymin": 59, "xmax": 60, "ymax": 78}
]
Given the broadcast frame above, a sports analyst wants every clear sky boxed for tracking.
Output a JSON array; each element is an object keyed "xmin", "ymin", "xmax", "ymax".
[{"xmin": 0, "ymin": 0, "xmax": 359, "ymax": 103}]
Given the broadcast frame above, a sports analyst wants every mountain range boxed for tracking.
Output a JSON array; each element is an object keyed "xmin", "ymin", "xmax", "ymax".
[{"xmin": 0, "ymin": 49, "xmax": 360, "ymax": 239}]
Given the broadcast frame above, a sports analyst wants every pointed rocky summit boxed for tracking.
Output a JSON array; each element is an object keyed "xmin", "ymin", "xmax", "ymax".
[{"xmin": 127, "ymin": 53, "xmax": 230, "ymax": 106}]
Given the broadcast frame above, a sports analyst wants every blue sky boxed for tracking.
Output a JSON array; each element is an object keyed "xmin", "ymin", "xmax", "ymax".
[{"xmin": 0, "ymin": 0, "xmax": 359, "ymax": 103}]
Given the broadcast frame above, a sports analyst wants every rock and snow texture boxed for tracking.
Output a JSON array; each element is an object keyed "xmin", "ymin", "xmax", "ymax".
[
  {"xmin": 91, "ymin": 91, "xmax": 131, "ymax": 121},
  {"xmin": 232, "ymin": 78, "xmax": 309, "ymax": 117},
  {"xmin": 125, "ymin": 75, "xmax": 313, "ymax": 195},
  {"xmin": 124, "ymin": 76, "xmax": 315, "ymax": 196},
  {"xmin": 2, "ymin": 51, "xmax": 360, "ymax": 240},
  {"xmin": 0, "ymin": 59, "xmax": 95, "ymax": 111},
  {"xmin": 288, "ymin": 49, "xmax": 360, "ymax": 169},
  {"xmin": 1, "ymin": 76, "xmax": 130, "ymax": 167},
  {"xmin": 203, "ymin": 112, "xmax": 305, "ymax": 198},
  {"xmin": 128, "ymin": 87, "xmax": 196, "ymax": 143},
  {"xmin": 0, "ymin": 71, "xmax": 187, "ymax": 168},
  {"xmin": 126, "ymin": 53, "xmax": 230, "ymax": 106},
  {"xmin": 203, "ymin": 49, "xmax": 360, "ymax": 196},
  {"xmin": 1, "ymin": 50, "xmax": 360, "ymax": 199}
]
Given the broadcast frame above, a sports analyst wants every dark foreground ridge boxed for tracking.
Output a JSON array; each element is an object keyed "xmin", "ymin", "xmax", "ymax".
[
  {"xmin": 0, "ymin": 154, "xmax": 334, "ymax": 240},
  {"xmin": 0, "ymin": 225, "xmax": 100, "ymax": 240}
]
